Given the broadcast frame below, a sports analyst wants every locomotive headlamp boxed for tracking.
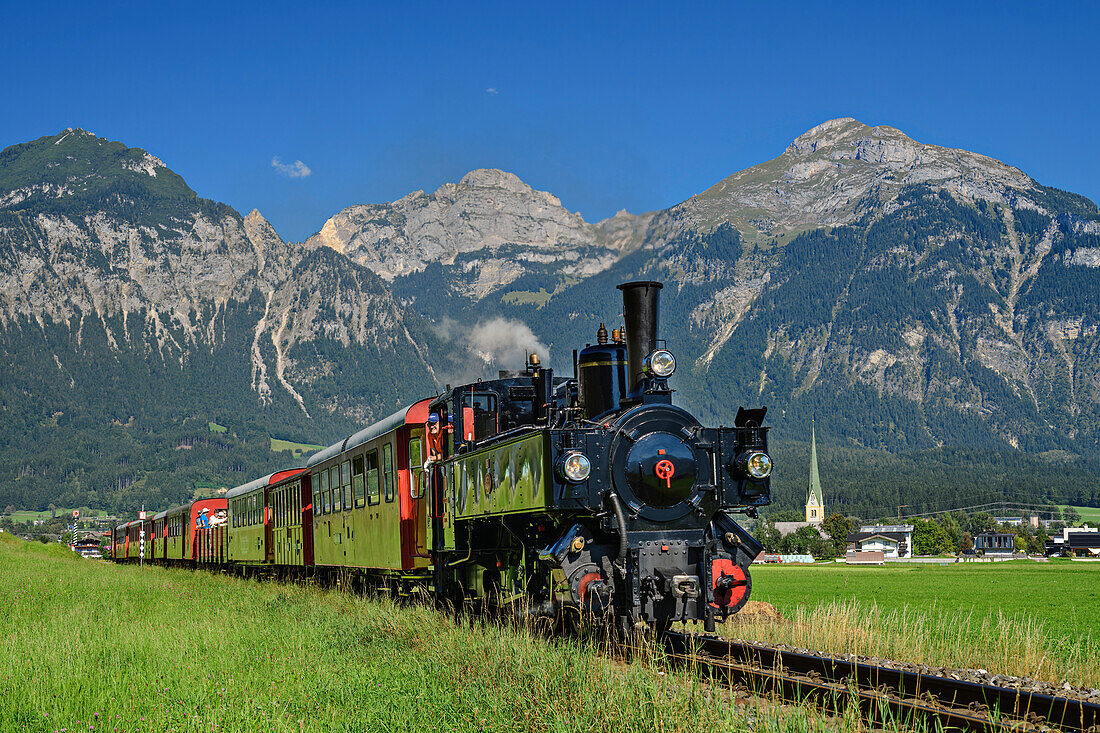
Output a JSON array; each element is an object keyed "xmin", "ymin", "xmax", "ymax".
[
  {"xmin": 558, "ymin": 452, "xmax": 591, "ymax": 483},
  {"xmin": 645, "ymin": 349, "xmax": 676, "ymax": 378},
  {"xmin": 743, "ymin": 451, "xmax": 773, "ymax": 479}
]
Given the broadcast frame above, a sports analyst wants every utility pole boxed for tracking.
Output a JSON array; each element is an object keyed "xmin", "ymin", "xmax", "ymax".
[{"xmin": 897, "ymin": 505, "xmax": 909, "ymax": 522}]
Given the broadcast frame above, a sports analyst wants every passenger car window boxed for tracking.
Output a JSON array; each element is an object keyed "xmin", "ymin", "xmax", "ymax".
[
  {"xmin": 409, "ymin": 437, "xmax": 423, "ymax": 499},
  {"xmin": 341, "ymin": 460, "xmax": 353, "ymax": 511},
  {"xmin": 352, "ymin": 455, "xmax": 365, "ymax": 506},
  {"xmin": 382, "ymin": 443, "xmax": 394, "ymax": 503},
  {"xmin": 366, "ymin": 450, "xmax": 380, "ymax": 505}
]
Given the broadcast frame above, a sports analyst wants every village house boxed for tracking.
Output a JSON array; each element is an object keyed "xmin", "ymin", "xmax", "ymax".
[
  {"xmin": 973, "ymin": 531, "xmax": 1016, "ymax": 556},
  {"xmin": 847, "ymin": 525, "xmax": 914, "ymax": 558}
]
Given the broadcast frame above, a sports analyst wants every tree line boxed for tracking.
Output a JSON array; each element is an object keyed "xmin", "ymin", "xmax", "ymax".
[{"xmin": 754, "ymin": 506, "xmax": 1090, "ymax": 559}]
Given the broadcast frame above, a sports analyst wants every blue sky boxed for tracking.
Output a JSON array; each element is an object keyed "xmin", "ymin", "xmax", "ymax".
[{"xmin": 1, "ymin": 1, "xmax": 1097, "ymax": 241}]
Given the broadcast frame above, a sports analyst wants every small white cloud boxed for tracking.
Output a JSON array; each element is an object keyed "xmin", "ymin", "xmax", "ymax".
[
  {"xmin": 485, "ymin": 87, "xmax": 499, "ymax": 95},
  {"xmin": 271, "ymin": 156, "xmax": 311, "ymax": 178}
]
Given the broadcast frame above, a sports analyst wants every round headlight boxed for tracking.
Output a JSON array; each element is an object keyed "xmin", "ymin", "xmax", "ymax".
[
  {"xmin": 647, "ymin": 349, "xmax": 676, "ymax": 378},
  {"xmin": 745, "ymin": 452, "xmax": 772, "ymax": 479},
  {"xmin": 560, "ymin": 452, "xmax": 591, "ymax": 482}
]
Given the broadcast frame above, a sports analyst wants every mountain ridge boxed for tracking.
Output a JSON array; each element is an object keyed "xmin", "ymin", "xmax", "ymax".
[{"xmin": 0, "ymin": 120, "xmax": 1098, "ymax": 515}]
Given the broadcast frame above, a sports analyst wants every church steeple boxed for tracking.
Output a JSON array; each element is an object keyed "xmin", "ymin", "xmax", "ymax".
[{"xmin": 806, "ymin": 417, "xmax": 824, "ymax": 523}]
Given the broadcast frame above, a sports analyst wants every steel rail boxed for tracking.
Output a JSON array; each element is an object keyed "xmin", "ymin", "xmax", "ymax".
[{"xmin": 664, "ymin": 632, "xmax": 1100, "ymax": 732}]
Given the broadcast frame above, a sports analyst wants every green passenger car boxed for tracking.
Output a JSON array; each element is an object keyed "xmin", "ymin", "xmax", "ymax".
[
  {"xmin": 307, "ymin": 399, "xmax": 432, "ymax": 576},
  {"xmin": 227, "ymin": 469, "xmax": 307, "ymax": 566}
]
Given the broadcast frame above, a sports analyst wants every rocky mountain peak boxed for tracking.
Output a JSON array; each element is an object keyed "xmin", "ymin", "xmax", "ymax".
[
  {"xmin": 667, "ymin": 117, "xmax": 1041, "ymax": 243},
  {"xmin": 786, "ymin": 117, "xmax": 874, "ymax": 154},
  {"xmin": 457, "ymin": 168, "xmax": 530, "ymax": 193},
  {"xmin": 306, "ymin": 168, "xmax": 609, "ymax": 295},
  {"xmin": 244, "ymin": 209, "xmax": 281, "ymax": 248}
]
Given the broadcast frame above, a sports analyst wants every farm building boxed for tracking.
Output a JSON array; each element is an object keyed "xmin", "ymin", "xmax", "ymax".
[
  {"xmin": 847, "ymin": 525, "xmax": 913, "ymax": 558},
  {"xmin": 974, "ymin": 531, "xmax": 1016, "ymax": 556}
]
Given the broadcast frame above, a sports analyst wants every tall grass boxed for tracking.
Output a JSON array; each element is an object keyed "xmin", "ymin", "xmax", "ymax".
[
  {"xmin": 1, "ymin": 534, "xmax": 877, "ymax": 733},
  {"xmin": 723, "ymin": 600, "xmax": 1100, "ymax": 688}
]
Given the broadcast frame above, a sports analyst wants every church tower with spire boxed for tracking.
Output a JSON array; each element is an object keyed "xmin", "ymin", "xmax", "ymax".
[{"xmin": 806, "ymin": 418, "xmax": 825, "ymax": 523}]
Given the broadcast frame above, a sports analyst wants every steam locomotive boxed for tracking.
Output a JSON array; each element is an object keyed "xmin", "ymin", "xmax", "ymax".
[{"xmin": 113, "ymin": 280, "xmax": 771, "ymax": 635}]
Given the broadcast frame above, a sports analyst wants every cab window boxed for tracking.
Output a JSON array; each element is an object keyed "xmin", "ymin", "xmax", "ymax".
[
  {"xmin": 382, "ymin": 443, "xmax": 395, "ymax": 503},
  {"xmin": 366, "ymin": 450, "xmax": 380, "ymax": 505},
  {"xmin": 462, "ymin": 392, "xmax": 498, "ymax": 442}
]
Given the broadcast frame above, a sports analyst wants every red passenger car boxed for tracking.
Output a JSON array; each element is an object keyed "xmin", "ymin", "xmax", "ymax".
[{"xmin": 161, "ymin": 498, "xmax": 229, "ymax": 564}]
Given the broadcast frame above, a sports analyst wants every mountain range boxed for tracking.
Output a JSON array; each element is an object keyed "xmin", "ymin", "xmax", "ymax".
[{"xmin": 1, "ymin": 119, "xmax": 1098, "ymax": 514}]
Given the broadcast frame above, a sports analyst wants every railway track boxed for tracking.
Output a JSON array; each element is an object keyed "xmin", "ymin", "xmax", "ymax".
[{"xmin": 663, "ymin": 632, "xmax": 1100, "ymax": 732}]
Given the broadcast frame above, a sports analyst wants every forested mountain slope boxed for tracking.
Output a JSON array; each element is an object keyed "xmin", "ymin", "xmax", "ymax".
[{"xmin": 0, "ymin": 130, "xmax": 433, "ymax": 511}]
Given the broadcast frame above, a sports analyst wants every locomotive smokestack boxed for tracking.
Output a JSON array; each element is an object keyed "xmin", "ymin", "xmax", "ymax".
[{"xmin": 617, "ymin": 280, "xmax": 663, "ymax": 398}]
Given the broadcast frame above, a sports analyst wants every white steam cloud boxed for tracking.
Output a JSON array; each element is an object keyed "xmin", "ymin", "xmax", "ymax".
[
  {"xmin": 468, "ymin": 318, "xmax": 548, "ymax": 370},
  {"xmin": 271, "ymin": 156, "xmax": 312, "ymax": 178},
  {"xmin": 434, "ymin": 317, "xmax": 549, "ymax": 383}
]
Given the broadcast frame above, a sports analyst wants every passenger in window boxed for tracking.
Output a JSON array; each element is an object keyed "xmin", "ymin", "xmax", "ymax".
[
  {"xmin": 426, "ymin": 413, "xmax": 445, "ymax": 466},
  {"xmin": 211, "ymin": 509, "xmax": 227, "ymax": 527},
  {"xmin": 197, "ymin": 508, "xmax": 211, "ymax": 529}
]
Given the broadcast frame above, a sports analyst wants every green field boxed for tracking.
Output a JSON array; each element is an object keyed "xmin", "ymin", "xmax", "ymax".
[
  {"xmin": 733, "ymin": 561, "xmax": 1100, "ymax": 687},
  {"xmin": 0, "ymin": 534, "xmax": 858, "ymax": 733},
  {"xmin": 501, "ymin": 288, "xmax": 552, "ymax": 307},
  {"xmin": 270, "ymin": 437, "xmax": 323, "ymax": 457},
  {"xmin": 5, "ymin": 506, "xmax": 100, "ymax": 523},
  {"xmin": 751, "ymin": 561, "xmax": 1100, "ymax": 635},
  {"xmin": 1064, "ymin": 505, "xmax": 1100, "ymax": 523}
]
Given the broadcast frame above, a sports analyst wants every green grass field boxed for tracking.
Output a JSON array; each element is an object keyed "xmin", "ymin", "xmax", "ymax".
[
  {"xmin": 270, "ymin": 437, "xmax": 323, "ymax": 457},
  {"xmin": 731, "ymin": 562, "xmax": 1100, "ymax": 687},
  {"xmin": 0, "ymin": 534, "xmax": 861, "ymax": 733},
  {"xmin": 501, "ymin": 288, "xmax": 552, "ymax": 307},
  {"xmin": 1064, "ymin": 505, "xmax": 1100, "ymax": 523},
  {"xmin": 751, "ymin": 561, "xmax": 1100, "ymax": 635},
  {"xmin": 5, "ymin": 507, "xmax": 101, "ymax": 522}
]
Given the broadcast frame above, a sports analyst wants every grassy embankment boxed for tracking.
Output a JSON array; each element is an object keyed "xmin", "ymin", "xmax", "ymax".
[
  {"xmin": 1, "ymin": 534, "xmax": 873, "ymax": 733},
  {"xmin": 728, "ymin": 562, "xmax": 1100, "ymax": 688}
]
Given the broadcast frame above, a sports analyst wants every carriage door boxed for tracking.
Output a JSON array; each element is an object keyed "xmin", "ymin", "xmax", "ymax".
[
  {"xmin": 407, "ymin": 430, "xmax": 429, "ymax": 565},
  {"xmin": 264, "ymin": 489, "xmax": 275, "ymax": 563}
]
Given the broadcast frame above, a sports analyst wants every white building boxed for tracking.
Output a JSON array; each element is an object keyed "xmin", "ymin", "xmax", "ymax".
[{"xmin": 848, "ymin": 524, "xmax": 914, "ymax": 558}]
